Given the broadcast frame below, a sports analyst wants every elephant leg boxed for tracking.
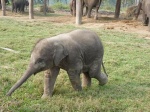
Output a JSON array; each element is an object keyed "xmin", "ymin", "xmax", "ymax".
[
  {"xmin": 15, "ymin": 8, "xmax": 17, "ymax": 13},
  {"xmin": 89, "ymin": 60, "xmax": 108, "ymax": 86},
  {"xmin": 146, "ymin": 17, "xmax": 149, "ymax": 25},
  {"xmin": 12, "ymin": 3, "xmax": 14, "ymax": 12},
  {"xmin": 87, "ymin": 7, "xmax": 92, "ymax": 18},
  {"xmin": 73, "ymin": 9, "xmax": 76, "ymax": 17},
  {"xmin": 142, "ymin": 12, "xmax": 148, "ymax": 26},
  {"xmin": 11, "ymin": 7, "xmax": 13, "ymax": 12},
  {"xmin": 82, "ymin": 72, "xmax": 91, "ymax": 87},
  {"xmin": 70, "ymin": 8, "xmax": 73, "ymax": 15},
  {"xmin": 95, "ymin": 72, "xmax": 108, "ymax": 86},
  {"xmin": 15, "ymin": 5, "xmax": 17, "ymax": 13},
  {"xmin": 22, "ymin": 5, "xmax": 25, "ymax": 12},
  {"xmin": 84, "ymin": 7, "xmax": 88, "ymax": 16},
  {"xmin": 148, "ymin": 18, "xmax": 150, "ymax": 31},
  {"xmin": 94, "ymin": 7, "xmax": 99, "ymax": 20},
  {"xmin": 67, "ymin": 69, "xmax": 82, "ymax": 91},
  {"xmin": 41, "ymin": 67, "xmax": 60, "ymax": 99}
]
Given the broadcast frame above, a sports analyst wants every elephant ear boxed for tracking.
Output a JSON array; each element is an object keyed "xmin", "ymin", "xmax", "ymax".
[{"xmin": 53, "ymin": 43, "xmax": 68, "ymax": 66}]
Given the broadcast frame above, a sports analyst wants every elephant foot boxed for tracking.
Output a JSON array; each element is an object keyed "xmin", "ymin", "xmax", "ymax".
[
  {"xmin": 143, "ymin": 23, "xmax": 148, "ymax": 26},
  {"xmin": 41, "ymin": 94, "xmax": 52, "ymax": 99},
  {"xmin": 74, "ymin": 85, "xmax": 82, "ymax": 91},
  {"xmin": 148, "ymin": 24, "xmax": 150, "ymax": 31},
  {"xmin": 99, "ymin": 73, "xmax": 108, "ymax": 86},
  {"xmin": 86, "ymin": 15, "xmax": 91, "ymax": 18},
  {"xmin": 94, "ymin": 16, "xmax": 98, "ymax": 20},
  {"xmin": 143, "ymin": 18, "xmax": 149, "ymax": 26}
]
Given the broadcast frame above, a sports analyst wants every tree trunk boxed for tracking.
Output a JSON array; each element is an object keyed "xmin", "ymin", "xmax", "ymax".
[
  {"xmin": 43, "ymin": 0, "xmax": 47, "ymax": 16},
  {"xmin": 114, "ymin": 0, "xmax": 121, "ymax": 18},
  {"xmin": 135, "ymin": 0, "xmax": 139, "ymax": 5},
  {"xmin": 1, "ymin": 0, "xmax": 6, "ymax": 16},
  {"xmin": 134, "ymin": 0, "xmax": 142, "ymax": 20},
  {"xmin": 76, "ymin": 0, "xmax": 82, "ymax": 25},
  {"xmin": 29, "ymin": 0, "xmax": 34, "ymax": 19}
]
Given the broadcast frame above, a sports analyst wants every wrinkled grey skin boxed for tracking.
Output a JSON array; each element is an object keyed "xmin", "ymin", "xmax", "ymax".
[
  {"xmin": 136, "ymin": 0, "xmax": 150, "ymax": 30},
  {"xmin": 70, "ymin": 0, "xmax": 102, "ymax": 20},
  {"xmin": 6, "ymin": 29, "xmax": 108, "ymax": 98},
  {"xmin": 12, "ymin": 0, "xmax": 29, "ymax": 13}
]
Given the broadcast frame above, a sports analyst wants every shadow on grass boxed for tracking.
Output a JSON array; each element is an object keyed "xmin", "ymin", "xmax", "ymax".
[{"xmin": 52, "ymin": 80, "xmax": 148, "ymax": 102}]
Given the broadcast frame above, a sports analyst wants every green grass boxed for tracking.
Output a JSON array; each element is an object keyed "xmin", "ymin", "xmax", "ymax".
[
  {"xmin": 52, "ymin": 2, "xmax": 70, "ymax": 10},
  {"xmin": 0, "ymin": 17, "xmax": 150, "ymax": 112}
]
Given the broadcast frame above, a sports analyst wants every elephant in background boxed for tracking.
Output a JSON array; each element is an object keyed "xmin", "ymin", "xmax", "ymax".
[
  {"xmin": 70, "ymin": 0, "xmax": 76, "ymax": 16},
  {"xmin": 6, "ymin": 29, "xmax": 108, "ymax": 98},
  {"xmin": 12, "ymin": 0, "xmax": 29, "ymax": 13},
  {"xmin": 135, "ymin": 0, "xmax": 150, "ymax": 30},
  {"xmin": 70, "ymin": 0, "xmax": 102, "ymax": 20},
  {"xmin": 83, "ymin": 0, "xmax": 102, "ymax": 20}
]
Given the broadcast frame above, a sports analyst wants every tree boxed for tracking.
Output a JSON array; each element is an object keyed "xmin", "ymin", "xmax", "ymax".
[
  {"xmin": 115, "ymin": 0, "xmax": 121, "ymax": 18},
  {"xmin": 1, "ymin": 0, "xmax": 6, "ymax": 16},
  {"xmin": 43, "ymin": 0, "xmax": 47, "ymax": 15},
  {"xmin": 135, "ymin": 0, "xmax": 139, "ymax": 5},
  {"xmin": 29, "ymin": 0, "xmax": 34, "ymax": 19},
  {"xmin": 76, "ymin": 0, "xmax": 82, "ymax": 25}
]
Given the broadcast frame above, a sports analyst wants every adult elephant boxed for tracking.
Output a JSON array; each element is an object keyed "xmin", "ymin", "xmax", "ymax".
[
  {"xmin": 12, "ymin": 0, "xmax": 29, "ymax": 13},
  {"xmin": 83, "ymin": 0, "xmax": 102, "ymax": 20},
  {"xmin": 6, "ymin": 29, "xmax": 108, "ymax": 98},
  {"xmin": 70, "ymin": 0, "xmax": 102, "ymax": 20},
  {"xmin": 135, "ymin": 0, "xmax": 150, "ymax": 30}
]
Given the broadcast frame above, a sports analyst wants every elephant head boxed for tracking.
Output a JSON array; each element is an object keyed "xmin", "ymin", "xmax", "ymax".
[
  {"xmin": 6, "ymin": 39, "xmax": 68, "ymax": 96},
  {"xmin": 25, "ymin": 0, "xmax": 29, "ymax": 6}
]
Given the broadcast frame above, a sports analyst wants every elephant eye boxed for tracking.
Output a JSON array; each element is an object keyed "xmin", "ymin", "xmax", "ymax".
[{"xmin": 36, "ymin": 58, "xmax": 44, "ymax": 64}]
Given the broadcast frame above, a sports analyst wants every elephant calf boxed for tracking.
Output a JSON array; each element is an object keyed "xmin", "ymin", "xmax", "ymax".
[
  {"xmin": 12, "ymin": 0, "xmax": 29, "ymax": 13},
  {"xmin": 7, "ymin": 29, "xmax": 108, "ymax": 98}
]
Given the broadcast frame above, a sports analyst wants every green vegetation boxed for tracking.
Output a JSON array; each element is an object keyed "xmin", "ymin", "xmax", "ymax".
[
  {"xmin": 52, "ymin": 2, "xmax": 69, "ymax": 10},
  {"xmin": 0, "ymin": 17, "xmax": 150, "ymax": 112}
]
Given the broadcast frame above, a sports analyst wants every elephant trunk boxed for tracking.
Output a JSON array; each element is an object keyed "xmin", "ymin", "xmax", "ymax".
[{"xmin": 6, "ymin": 66, "xmax": 34, "ymax": 96}]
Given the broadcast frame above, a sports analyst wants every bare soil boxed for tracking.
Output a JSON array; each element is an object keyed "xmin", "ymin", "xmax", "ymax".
[{"xmin": 1, "ymin": 8, "xmax": 150, "ymax": 39}]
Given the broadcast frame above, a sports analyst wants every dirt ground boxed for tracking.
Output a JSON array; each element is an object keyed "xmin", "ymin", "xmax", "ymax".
[{"xmin": 1, "ymin": 8, "xmax": 150, "ymax": 39}]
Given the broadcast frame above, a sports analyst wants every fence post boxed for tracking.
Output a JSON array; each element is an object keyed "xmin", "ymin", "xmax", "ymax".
[
  {"xmin": 1, "ymin": 0, "xmax": 6, "ymax": 16},
  {"xmin": 76, "ymin": 0, "xmax": 82, "ymax": 25},
  {"xmin": 29, "ymin": 0, "xmax": 34, "ymax": 19},
  {"xmin": 114, "ymin": 0, "xmax": 121, "ymax": 18}
]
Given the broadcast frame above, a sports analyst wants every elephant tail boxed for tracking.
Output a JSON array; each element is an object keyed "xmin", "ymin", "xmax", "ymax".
[{"xmin": 102, "ymin": 62, "xmax": 108, "ymax": 77}]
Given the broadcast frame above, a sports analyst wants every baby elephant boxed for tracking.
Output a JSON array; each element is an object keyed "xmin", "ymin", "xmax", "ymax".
[{"xmin": 7, "ymin": 29, "xmax": 108, "ymax": 98}]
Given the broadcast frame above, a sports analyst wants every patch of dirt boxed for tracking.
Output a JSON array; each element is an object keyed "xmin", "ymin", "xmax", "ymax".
[{"xmin": 0, "ymin": 8, "xmax": 150, "ymax": 39}]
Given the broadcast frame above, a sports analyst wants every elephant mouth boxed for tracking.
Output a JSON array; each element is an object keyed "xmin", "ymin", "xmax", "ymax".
[{"xmin": 34, "ymin": 67, "xmax": 47, "ymax": 75}]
